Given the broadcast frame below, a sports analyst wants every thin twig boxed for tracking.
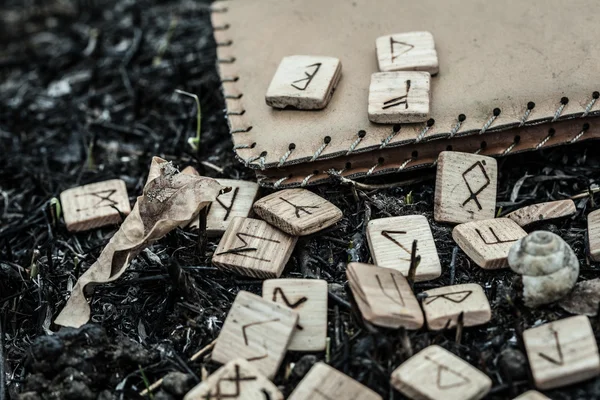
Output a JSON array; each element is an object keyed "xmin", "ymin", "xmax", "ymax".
[
  {"xmin": 407, "ymin": 240, "xmax": 420, "ymax": 288},
  {"xmin": 569, "ymin": 185, "xmax": 600, "ymax": 200},
  {"xmin": 328, "ymin": 169, "xmax": 434, "ymax": 190},
  {"xmin": 200, "ymin": 161, "xmax": 224, "ymax": 174},
  {"xmin": 0, "ymin": 318, "xmax": 5, "ymax": 400},
  {"xmin": 455, "ymin": 312, "xmax": 465, "ymax": 345},
  {"xmin": 175, "ymin": 89, "xmax": 201, "ymax": 151}
]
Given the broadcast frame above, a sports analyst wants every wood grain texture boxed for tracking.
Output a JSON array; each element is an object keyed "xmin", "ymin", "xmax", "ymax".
[
  {"xmin": 183, "ymin": 358, "xmax": 283, "ymax": 400},
  {"xmin": 391, "ymin": 345, "xmax": 492, "ymax": 400},
  {"xmin": 452, "ymin": 218, "xmax": 527, "ymax": 269},
  {"xmin": 513, "ymin": 391, "xmax": 551, "ymax": 400},
  {"xmin": 421, "ymin": 283, "xmax": 491, "ymax": 330},
  {"xmin": 376, "ymin": 31, "xmax": 438, "ymax": 74},
  {"xmin": 506, "ymin": 200, "xmax": 576, "ymax": 227},
  {"xmin": 347, "ymin": 262, "xmax": 424, "ymax": 329},
  {"xmin": 523, "ymin": 315, "xmax": 600, "ymax": 390},
  {"xmin": 212, "ymin": 217, "xmax": 297, "ymax": 278},
  {"xmin": 262, "ymin": 279, "xmax": 328, "ymax": 351},
  {"xmin": 588, "ymin": 210, "xmax": 600, "ymax": 262},
  {"xmin": 434, "ymin": 151, "xmax": 498, "ymax": 224},
  {"xmin": 366, "ymin": 215, "xmax": 441, "ymax": 281},
  {"xmin": 368, "ymin": 71, "xmax": 430, "ymax": 124},
  {"xmin": 253, "ymin": 189, "xmax": 342, "ymax": 236},
  {"xmin": 288, "ymin": 362, "xmax": 382, "ymax": 400},
  {"xmin": 265, "ymin": 55, "xmax": 342, "ymax": 110},
  {"xmin": 60, "ymin": 179, "xmax": 131, "ymax": 232},
  {"xmin": 211, "ymin": 291, "xmax": 298, "ymax": 379}
]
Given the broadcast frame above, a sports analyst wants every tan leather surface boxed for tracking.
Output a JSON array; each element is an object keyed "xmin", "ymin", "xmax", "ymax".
[{"xmin": 211, "ymin": 0, "xmax": 600, "ymax": 174}]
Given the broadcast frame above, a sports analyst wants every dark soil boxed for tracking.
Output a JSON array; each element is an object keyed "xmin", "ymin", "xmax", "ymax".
[{"xmin": 2, "ymin": 1, "xmax": 600, "ymax": 399}]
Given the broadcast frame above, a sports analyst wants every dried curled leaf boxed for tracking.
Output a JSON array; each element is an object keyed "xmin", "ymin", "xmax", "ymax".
[
  {"xmin": 55, "ymin": 157, "xmax": 226, "ymax": 328},
  {"xmin": 558, "ymin": 279, "xmax": 600, "ymax": 316}
]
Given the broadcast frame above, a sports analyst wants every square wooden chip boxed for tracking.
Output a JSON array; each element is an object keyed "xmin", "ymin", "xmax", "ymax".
[
  {"xmin": 368, "ymin": 71, "xmax": 431, "ymax": 124},
  {"xmin": 391, "ymin": 345, "xmax": 492, "ymax": 400},
  {"xmin": 434, "ymin": 152, "xmax": 498, "ymax": 224},
  {"xmin": 588, "ymin": 209, "xmax": 600, "ymax": 262},
  {"xmin": 253, "ymin": 188, "xmax": 342, "ymax": 236},
  {"xmin": 262, "ymin": 279, "xmax": 328, "ymax": 351},
  {"xmin": 212, "ymin": 291, "xmax": 298, "ymax": 379},
  {"xmin": 421, "ymin": 283, "xmax": 491, "ymax": 330},
  {"xmin": 523, "ymin": 315, "xmax": 600, "ymax": 390},
  {"xmin": 452, "ymin": 218, "xmax": 527, "ymax": 269},
  {"xmin": 347, "ymin": 262, "xmax": 424, "ymax": 329},
  {"xmin": 366, "ymin": 215, "xmax": 441, "ymax": 281},
  {"xmin": 60, "ymin": 179, "xmax": 131, "ymax": 232},
  {"xmin": 505, "ymin": 199, "xmax": 576, "ymax": 228},
  {"xmin": 288, "ymin": 362, "xmax": 382, "ymax": 400},
  {"xmin": 376, "ymin": 31, "xmax": 438, "ymax": 74},
  {"xmin": 212, "ymin": 217, "xmax": 297, "ymax": 278}
]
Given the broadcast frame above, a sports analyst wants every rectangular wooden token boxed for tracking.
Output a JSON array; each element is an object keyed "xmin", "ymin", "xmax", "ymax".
[
  {"xmin": 452, "ymin": 218, "xmax": 527, "ymax": 269},
  {"xmin": 211, "ymin": 291, "xmax": 298, "ymax": 379},
  {"xmin": 262, "ymin": 279, "xmax": 328, "ymax": 351},
  {"xmin": 347, "ymin": 262, "xmax": 424, "ymax": 329},
  {"xmin": 421, "ymin": 283, "xmax": 491, "ymax": 330},
  {"xmin": 506, "ymin": 200, "xmax": 576, "ymax": 227},
  {"xmin": 588, "ymin": 209, "xmax": 600, "ymax": 262},
  {"xmin": 391, "ymin": 345, "xmax": 492, "ymax": 400},
  {"xmin": 523, "ymin": 315, "xmax": 600, "ymax": 390},
  {"xmin": 376, "ymin": 31, "xmax": 439, "ymax": 74},
  {"xmin": 366, "ymin": 215, "xmax": 441, "ymax": 281}
]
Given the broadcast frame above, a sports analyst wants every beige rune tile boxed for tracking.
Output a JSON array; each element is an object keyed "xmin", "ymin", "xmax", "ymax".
[
  {"xmin": 262, "ymin": 279, "xmax": 328, "ymax": 351},
  {"xmin": 588, "ymin": 210, "xmax": 600, "ymax": 262},
  {"xmin": 513, "ymin": 391, "xmax": 551, "ymax": 400},
  {"xmin": 60, "ymin": 179, "xmax": 131, "ymax": 232},
  {"xmin": 452, "ymin": 218, "xmax": 527, "ymax": 269},
  {"xmin": 183, "ymin": 358, "xmax": 283, "ymax": 400},
  {"xmin": 212, "ymin": 291, "xmax": 298, "ymax": 379},
  {"xmin": 421, "ymin": 284, "xmax": 491, "ymax": 330},
  {"xmin": 252, "ymin": 189, "xmax": 342, "ymax": 236},
  {"xmin": 368, "ymin": 71, "xmax": 430, "ymax": 124},
  {"xmin": 212, "ymin": 217, "xmax": 297, "ymax": 278},
  {"xmin": 523, "ymin": 315, "xmax": 600, "ymax": 390},
  {"xmin": 391, "ymin": 345, "xmax": 492, "ymax": 400},
  {"xmin": 347, "ymin": 262, "xmax": 424, "ymax": 329},
  {"xmin": 506, "ymin": 200, "xmax": 576, "ymax": 228},
  {"xmin": 288, "ymin": 362, "xmax": 382, "ymax": 400},
  {"xmin": 376, "ymin": 31, "xmax": 439, "ymax": 74},
  {"xmin": 265, "ymin": 55, "xmax": 342, "ymax": 110},
  {"xmin": 366, "ymin": 215, "xmax": 441, "ymax": 281},
  {"xmin": 434, "ymin": 151, "xmax": 498, "ymax": 224}
]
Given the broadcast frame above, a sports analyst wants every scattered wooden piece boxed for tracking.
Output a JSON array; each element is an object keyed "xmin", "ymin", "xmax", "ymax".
[
  {"xmin": 391, "ymin": 345, "xmax": 492, "ymax": 400},
  {"xmin": 366, "ymin": 215, "xmax": 441, "ymax": 281},
  {"xmin": 262, "ymin": 278, "xmax": 328, "ymax": 351},
  {"xmin": 368, "ymin": 71, "xmax": 430, "ymax": 124},
  {"xmin": 421, "ymin": 283, "xmax": 491, "ymax": 330},
  {"xmin": 505, "ymin": 200, "xmax": 576, "ymax": 227},
  {"xmin": 211, "ymin": 291, "xmax": 298, "ymax": 379},
  {"xmin": 588, "ymin": 209, "xmax": 600, "ymax": 262},
  {"xmin": 212, "ymin": 217, "xmax": 297, "ymax": 278},
  {"xmin": 376, "ymin": 31, "xmax": 439, "ymax": 74},
  {"xmin": 60, "ymin": 179, "xmax": 131, "ymax": 232},
  {"xmin": 288, "ymin": 362, "xmax": 382, "ymax": 400},
  {"xmin": 513, "ymin": 390, "xmax": 551, "ymax": 400},
  {"xmin": 253, "ymin": 189, "xmax": 342, "ymax": 236},
  {"xmin": 183, "ymin": 358, "xmax": 283, "ymax": 400},
  {"xmin": 265, "ymin": 55, "xmax": 342, "ymax": 110},
  {"xmin": 452, "ymin": 218, "xmax": 527, "ymax": 269},
  {"xmin": 434, "ymin": 152, "xmax": 498, "ymax": 224},
  {"xmin": 347, "ymin": 262, "xmax": 424, "ymax": 329},
  {"xmin": 523, "ymin": 315, "xmax": 600, "ymax": 389}
]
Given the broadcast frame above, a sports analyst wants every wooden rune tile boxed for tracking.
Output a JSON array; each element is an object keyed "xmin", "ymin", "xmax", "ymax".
[
  {"xmin": 588, "ymin": 209, "xmax": 600, "ymax": 262},
  {"xmin": 506, "ymin": 200, "xmax": 576, "ymax": 228},
  {"xmin": 513, "ymin": 391, "xmax": 551, "ymax": 400},
  {"xmin": 523, "ymin": 315, "xmax": 600, "ymax": 390},
  {"xmin": 421, "ymin": 283, "xmax": 491, "ymax": 330},
  {"xmin": 391, "ymin": 345, "xmax": 492, "ymax": 400},
  {"xmin": 262, "ymin": 279, "xmax": 328, "ymax": 351},
  {"xmin": 452, "ymin": 218, "xmax": 527, "ymax": 269},
  {"xmin": 347, "ymin": 262, "xmax": 424, "ymax": 329},
  {"xmin": 366, "ymin": 215, "xmax": 441, "ymax": 281},
  {"xmin": 288, "ymin": 362, "xmax": 382, "ymax": 400},
  {"xmin": 212, "ymin": 217, "xmax": 297, "ymax": 278},
  {"xmin": 265, "ymin": 55, "xmax": 342, "ymax": 110},
  {"xmin": 253, "ymin": 189, "xmax": 342, "ymax": 236},
  {"xmin": 434, "ymin": 151, "xmax": 498, "ymax": 224},
  {"xmin": 376, "ymin": 31, "xmax": 439, "ymax": 74},
  {"xmin": 368, "ymin": 71, "xmax": 430, "ymax": 124},
  {"xmin": 60, "ymin": 179, "xmax": 131, "ymax": 232},
  {"xmin": 211, "ymin": 291, "xmax": 298, "ymax": 379},
  {"xmin": 183, "ymin": 358, "xmax": 283, "ymax": 400}
]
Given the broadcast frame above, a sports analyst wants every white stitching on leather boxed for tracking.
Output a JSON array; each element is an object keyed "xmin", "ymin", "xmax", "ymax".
[
  {"xmin": 278, "ymin": 147, "xmax": 294, "ymax": 167},
  {"xmin": 448, "ymin": 120, "xmax": 463, "ymax": 138},
  {"xmin": 233, "ymin": 143, "xmax": 254, "ymax": 149},
  {"xmin": 535, "ymin": 130, "xmax": 554, "ymax": 150},
  {"xmin": 380, "ymin": 129, "xmax": 399, "ymax": 149},
  {"xmin": 479, "ymin": 110, "xmax": 499, "ymax": 135},
  {"xmin": 310, "ymin": 140, "xmax": 330, "ymax": 161},
  {"xmin": 301, "ymin": 173, "xmax": 315, "ymax": 187},
  {"xmin": 397, "ymin": 157, "xmax": 413, "ymax": 171},
  {"xmin": 552, "ymin": 100, "xmax": 567, "ymax": 122},
  {"xmin": 415, "ymin": 124, "xmax": 431, "ymax": 143},
  {"xmin": 583, "ymin": 94, "xmax": 598, "ymax": 117},
  {"xmin": 366, "ymin": 161, "xmax": 381, "ymax": 176},
  {"xmin": 502, "ymin": 140, "xmax": 518, "ymax": 155},
  {"xmin": 519, "ymin": 106, "xmax": 534, "ymax": 127},
  {"xmin": 346, "ymin": 134, "xmax": 364, "ymax": 155},
  {"xmin": 273, "ymin": 176, "xmax": 288, "ymax": 188},
  {"xmin": 570, "ymin": 125, "xmax": 588, "ymax": 143}
]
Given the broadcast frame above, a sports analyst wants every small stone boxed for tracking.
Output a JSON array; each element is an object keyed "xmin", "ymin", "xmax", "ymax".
[
  {"xmin": 499, "ymin": 348, "xmax": 528, "ymax": 379},
  {"xmin": 18, "ymin": 393, "xmax": 42, "ymax": 400},
  {"xmin": 162, "ymin": 372, "xmax": 194, "ymax": 396},
  {"xmin": 559, "ymin": 279, "xmax": 600, "ymax": 316},
  {"xmin": 291, "ymin": 355, "xmax": 318, "ymax": 379}
]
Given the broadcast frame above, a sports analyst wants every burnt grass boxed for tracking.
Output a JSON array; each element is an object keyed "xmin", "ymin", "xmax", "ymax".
[{"xmin": 2, "ymin": 1, "xmax": 600, "ymax": 399}]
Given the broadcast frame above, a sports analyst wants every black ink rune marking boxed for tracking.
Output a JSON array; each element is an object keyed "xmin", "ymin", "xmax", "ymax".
[
  {"xmin": 205, "ymin": 364, "xmax": 257, "ymax": 399},
  {"xmin": 75, "ymin": 189, "xmax": 118, "ymax": 211},
  {"xmin": 214, "ymin": 187, "xmax": 240, "ymax": 221},
  {"xmin": 424, "ymin": 355, "xmax": 471, "ymax": 390},
  {"xmin": 538, "ymin": 326, "xmax": 564, "ymax": 365},
  {"xmin": 382, "ymin": 80, "xmax": 411, "ymax": 110},
  {"xmin": 291, "ymin": 63, "xmax": 322, "ymax": 91},
  {"xmin": 390, "ymin": 37, "xmax": 414, "ymax": 62},
  {"xmin": 475, "ymin": 227, "xmax": 518, "ymax": 245},
  {"xmin": 272, "ymin": 287, "xmax": 308, "ymax": 330},
  {"xmin": 424, "ymin": 290, "xmax": 473, "ymax": 305},
  {"xmin": 461, "ymin": 161, "xmax": 490, "ymax": 210},
  {"xmin": 215, "ymin": 233, "xmax": 280, "ymax": 262},
  {"xmin": 381, "ymin": 230, "xmax": 412, "ymax": 262},
  {"xmin": 281, "ymin": 197, "xmax": 319, "ymax": 218},
  {"xmin": 242, "ymin": 318, "xmax": 280, "ymax": 361}
]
